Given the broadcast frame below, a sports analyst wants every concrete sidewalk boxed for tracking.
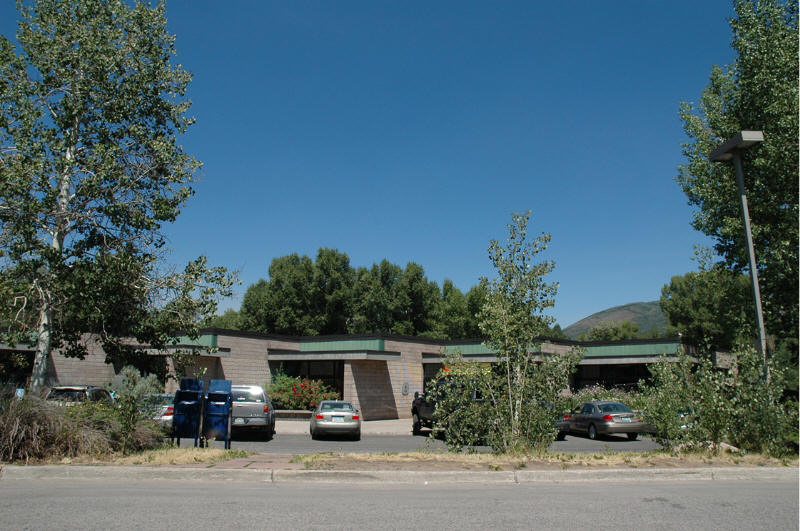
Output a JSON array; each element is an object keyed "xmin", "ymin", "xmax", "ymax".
[
  {"xmin": 277, "ymin": 418, "xmax": 411, "ymax": 436},
  {"xmin": 2, "ymin": 463, "xmax": 795, "ymax": 484}
]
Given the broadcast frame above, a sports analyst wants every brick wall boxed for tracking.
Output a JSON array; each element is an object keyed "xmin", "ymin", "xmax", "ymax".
[
  {"xmin": 47, "ymin": 336, "xmax": 116, "ymax": 387},
  {"xmin": 216, "ymin": 335, "xmax": 299, "ymax": 389},
  {"xmin": 345, "ymin": 360, "xmax": 399, "ymax": 420},
  {"xmin": 384, "ymin": 339, "xmax": 432, "ymax": 419}
]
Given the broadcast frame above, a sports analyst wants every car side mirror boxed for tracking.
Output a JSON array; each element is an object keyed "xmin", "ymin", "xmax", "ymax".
[{"xmin": 414, "ymin": 391, "xmax": 419, "ymax": 399}]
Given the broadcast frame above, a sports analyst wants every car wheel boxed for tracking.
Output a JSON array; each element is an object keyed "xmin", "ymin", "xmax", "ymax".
[
  {"xmin": 412, "ymin": 413, "xmax": 422, "ymax": 435},
  {"xmin": 588, "ymin": 423, "xmax": 598, "ymax": 440},
  {"xmin": 310, "ymin": 429, "xmax": 318, "ymax": 440},
  {"xmin": 352, "ymin": 431, "xmax": 361, "ymax": 441},
  {"xmin": 556, "ymin": 431, "xmax": 566, "ymax": 441},
  {"xmin": 627, "ymin": 432, "xmax": 638, "ymax": 441}
]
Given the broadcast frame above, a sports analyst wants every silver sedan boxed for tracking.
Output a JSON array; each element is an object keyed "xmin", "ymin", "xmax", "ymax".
[
  {"xmin": 310, "ymin": 400, "xmax": 361, "ymax": 441},
  {"xmin": 558, "ymin": 400, "xmax": 650, "ymax": 441}
]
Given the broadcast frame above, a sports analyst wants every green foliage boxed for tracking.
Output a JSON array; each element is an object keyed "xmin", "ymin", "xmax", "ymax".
[
  {"xmin": 660, "ymin": 251, "xmax": 754, "ymax": 353},
  {"xmin": 432, "ymin": 348, "xmax": 582, "ymax": 453},
  {"xmin": 431, "ymin": 211, "xmax": 584, "ymax": 453},
  {"xmin": 480, "ymin": 211, "xmax": 558, "ymax": 450},
  {"xmin": 108, "ymin": 366, "xmax": 163, "ymax": 454},
  {"xmin": 585, "ymin": 321, "xmax": 640, "ymax": 341},
  {"xmin": 678, "ymin": 0, "xmax": 798, "ymax": 343},
  {"xmin": 239, "ymin": 248, "xmax": 483, "ymax": 339},
  {"xmin": 267, "ymin": 373, "xmax": 339, "ymax": 410},
  {"xmin": 204, "ymin": 308, "xmax": 243, "ymax": 330},
  {"xmin": 0, "ymin": 0, "xmax": 235, "ymax": 391},
  {"xmin": 640, "ymin": 346, "xmax": 796, "ymax": 456},
  {"xmin": 430, "ymin": 360, "xmax": 495, "ymax": 450},
  {"xmin": 728, "ymin": 345, "xmax": 797, "ymax": 456}
]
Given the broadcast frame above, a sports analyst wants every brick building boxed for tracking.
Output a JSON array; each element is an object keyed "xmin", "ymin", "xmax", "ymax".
[{"xmin": 2, "ymin": 329, "xmax": 698, "ymax": 420}]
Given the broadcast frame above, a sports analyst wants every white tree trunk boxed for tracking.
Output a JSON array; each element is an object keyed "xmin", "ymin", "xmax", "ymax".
[
  {"xmin": 29, "ymin": 142, "xmax": 73, "ymax": 393},
  {"xmin": 29, "ymin": 304, "xmax": 52, "ymax": 393}
]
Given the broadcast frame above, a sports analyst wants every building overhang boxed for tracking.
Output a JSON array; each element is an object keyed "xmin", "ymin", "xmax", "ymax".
[
  {"xmin": 141, "ymin": 345, "xmax": 231, "ymax": 358},
  {"xmin": 422, "ymin": 352, "xmax": 498, "ymax": 363},
  {"xmin": 578, "ymin": 355, "xmax": 686, "ymax": 366},
  {"xmin": 268, "ymin": 349, "xmax": 401, "ymax": 362}
]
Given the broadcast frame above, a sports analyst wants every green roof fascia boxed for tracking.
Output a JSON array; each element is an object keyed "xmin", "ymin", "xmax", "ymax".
[
  {"xmin": 174, "ymin": 334, "xmax": 218, "ymax": 349},
  {"xmin": 301, "ymin": 338, "xmax": 385, "ymax": 352},
  {"xmin": 583, "ymin": 342, "xmax": 681, "ymax": 358},
  {"xmin": 443, "ymin": 343, "xmax": 495, "ymax": 355}
]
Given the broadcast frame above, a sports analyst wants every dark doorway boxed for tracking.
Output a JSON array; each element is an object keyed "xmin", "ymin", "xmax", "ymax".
[{"xmin": 270, "ymin": 360, "xmax": 344, "ymax": 396}]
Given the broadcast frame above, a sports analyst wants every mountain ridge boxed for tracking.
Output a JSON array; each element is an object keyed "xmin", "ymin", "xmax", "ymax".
[{"xmin": 563, "ymin": 301, "xmax": 668, "ymax": 339}]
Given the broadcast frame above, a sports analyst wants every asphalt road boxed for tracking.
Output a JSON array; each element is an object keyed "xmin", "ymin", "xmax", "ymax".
[
  {"xmin": 1, "ymin": 478, "xmax": 795, "ymax": 530},
  {"xmin": 208, "ymin": 431, "xmax": 662, "ymax": 454}
]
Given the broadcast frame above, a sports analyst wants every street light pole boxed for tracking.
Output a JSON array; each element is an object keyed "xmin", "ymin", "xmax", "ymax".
[{"xmin": 709, "ymin": 131, "xmax": 768, "ymax": 380}]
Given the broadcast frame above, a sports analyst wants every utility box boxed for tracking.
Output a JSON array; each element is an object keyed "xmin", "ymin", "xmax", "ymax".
[
  {"xmin": 172, "ymin": 378, "xmax": 204, "ymax": 447},
  {"xmin": 203, "ymin": 379, "xmax": 232, "ymax": 449}
]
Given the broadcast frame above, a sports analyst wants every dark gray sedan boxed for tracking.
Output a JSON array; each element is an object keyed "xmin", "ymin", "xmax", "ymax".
[
  {"xmin": 557, "ymin": 400, "xmax": 649, "ymax": 441},
  {"xmin": 310, "ymin": 400, "xmax": 361, "ymax": 440}
]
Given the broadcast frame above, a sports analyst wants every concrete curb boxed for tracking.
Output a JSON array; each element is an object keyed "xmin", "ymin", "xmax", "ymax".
[{"xmin": 1, "ymin": 464, "xmax": 796, "ymax": 484}]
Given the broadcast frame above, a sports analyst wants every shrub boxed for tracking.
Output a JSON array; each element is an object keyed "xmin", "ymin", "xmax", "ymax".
[
  {"xmin": 728, "ymin": 346, "xmax": 797, "ymax": 457},
  {"xmin": 639, "ymin": 351, "xmax": 732, "ymax": 452},
  {"xmin": 0, "ymin": 367, "xmax": 166, "ymax": 462},
  {"xmin": 0, "ymin": 396, "xmax": 111, "ymax": 463},
  {"xmin": 432, "ymin": 348, "xmax": 581, "ymax": 453},
  {"xmin": 267, "ymin": 373, "xmax": 339, "ymax": 410},
  {"xmin": 108, "ymin": 366, "xmax": 164, "ymax": 454},
  {"xmin": 640, "ymin": 345, "xmax": 797, "ymax": 457},
  {"xmin": 430, "ymin": 363, "xmax": 495, "ymax": 451}
]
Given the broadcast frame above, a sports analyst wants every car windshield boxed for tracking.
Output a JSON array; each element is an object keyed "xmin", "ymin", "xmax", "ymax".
[
  {"xmin": 47, "ymin": 389, "xmax": 86, "ymax": 401},
  {"xmin": 321, "ymin": 402, "xmax": 353, "ymax": 411},
  {"xmin": 599, "ymin": 402, "xmax": 633, "ymax": 414},
  {"xmin": 232, "ymin": 390, "xmax": 263, "ymax": 403}
]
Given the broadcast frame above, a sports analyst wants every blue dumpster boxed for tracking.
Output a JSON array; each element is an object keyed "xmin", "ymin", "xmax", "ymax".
[
  {"xmin": 203, "ymin": 379, "xmax": 232, "ymax": 449},
  {"xmin": 172, "ymin": 378, "xmax": 204, "ymax": 447}
]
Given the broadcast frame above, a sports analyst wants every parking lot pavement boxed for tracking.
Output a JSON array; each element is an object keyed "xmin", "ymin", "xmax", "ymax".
[
  {"xmin": 213, "ymin": 428, "xmax": 662, "ymax": 454},
  {"xmin": 276, "ymin": 418, "xmax": 411, "ymax": 436}
]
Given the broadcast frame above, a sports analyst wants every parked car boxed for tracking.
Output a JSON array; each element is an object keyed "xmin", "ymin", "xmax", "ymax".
[
  {"xmin": 45, "ymin": 385, "xmax": 114, "ymax": 405},
  {"xmin": 557, "ymin": 400, "xmax": 648, "ymax": 441},
  {"xmin": 231, "ymin": 384, "xmax": 275, "ymax": 439},
  {"xmin": 142, "ymin": 393, "xmax": 174, "ymax": 429},
  {"xmin": 310, "ymin": 400, "xmax": 361, "ymax": 440}
]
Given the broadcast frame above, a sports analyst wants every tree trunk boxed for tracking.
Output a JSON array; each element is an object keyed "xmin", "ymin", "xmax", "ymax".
[
  {"xmin": 29, "ymin": 140, "xmax": 73, "ymax": 392},
  {"xmin": 29, "ymin": 304, "xmax": 52, "ymax": 393}
]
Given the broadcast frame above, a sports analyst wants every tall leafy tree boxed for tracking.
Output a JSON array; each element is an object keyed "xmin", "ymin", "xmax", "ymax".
[
  {"xmin": 428, "ymin": 279, "xmax": 468, "ymax": 339},
  {"xmin": 240, "ymin": 254, "xmax": 319, "ymax": 335},
  {"xmin": 478, "ymin": 211, "xmax": 581, "ymax": 450},
  {"xmin": 391, "ymin": 262, "xmax": 439, "ymax": 336},
  {"xmin": 660, "ymin": 266, "xmax": 754, "ymax": 353},
  {"xmin": 463, "ymin": 283, "xmax": 487, "ymax": 338},
  {"xmin": 0, "ymin": 0, "xmax": 233, "ymax": 391},
  {"xmin": 677, "ymin": 0, "xmax": 798, "ymax": 342},
  {"xmin": 348, "ymin": 260, "xmax": 402, "ymax": 335},
  {"xmin": 311, "ymin": 248, "xmax": 354, "ymax": 335}
]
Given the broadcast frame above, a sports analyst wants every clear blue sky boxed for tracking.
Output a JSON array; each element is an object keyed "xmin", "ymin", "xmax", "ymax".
[{"xmin": 1, "ymin": 1, "xmax": 737, "ymax": 328}]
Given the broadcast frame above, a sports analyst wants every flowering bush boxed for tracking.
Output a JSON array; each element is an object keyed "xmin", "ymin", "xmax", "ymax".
[{"xmin": 267, "ymin": 373, "xmax": 339, "ymax": 410}]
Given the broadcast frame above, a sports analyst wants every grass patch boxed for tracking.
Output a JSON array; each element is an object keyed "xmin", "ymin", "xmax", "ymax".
[
  {"xmin": 291, "ymin": 449, "xmax": 797, "ymax": 472},
  {"xmin": 109, "ymin": 447, "xmax": 252, "ymax": 466}
]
